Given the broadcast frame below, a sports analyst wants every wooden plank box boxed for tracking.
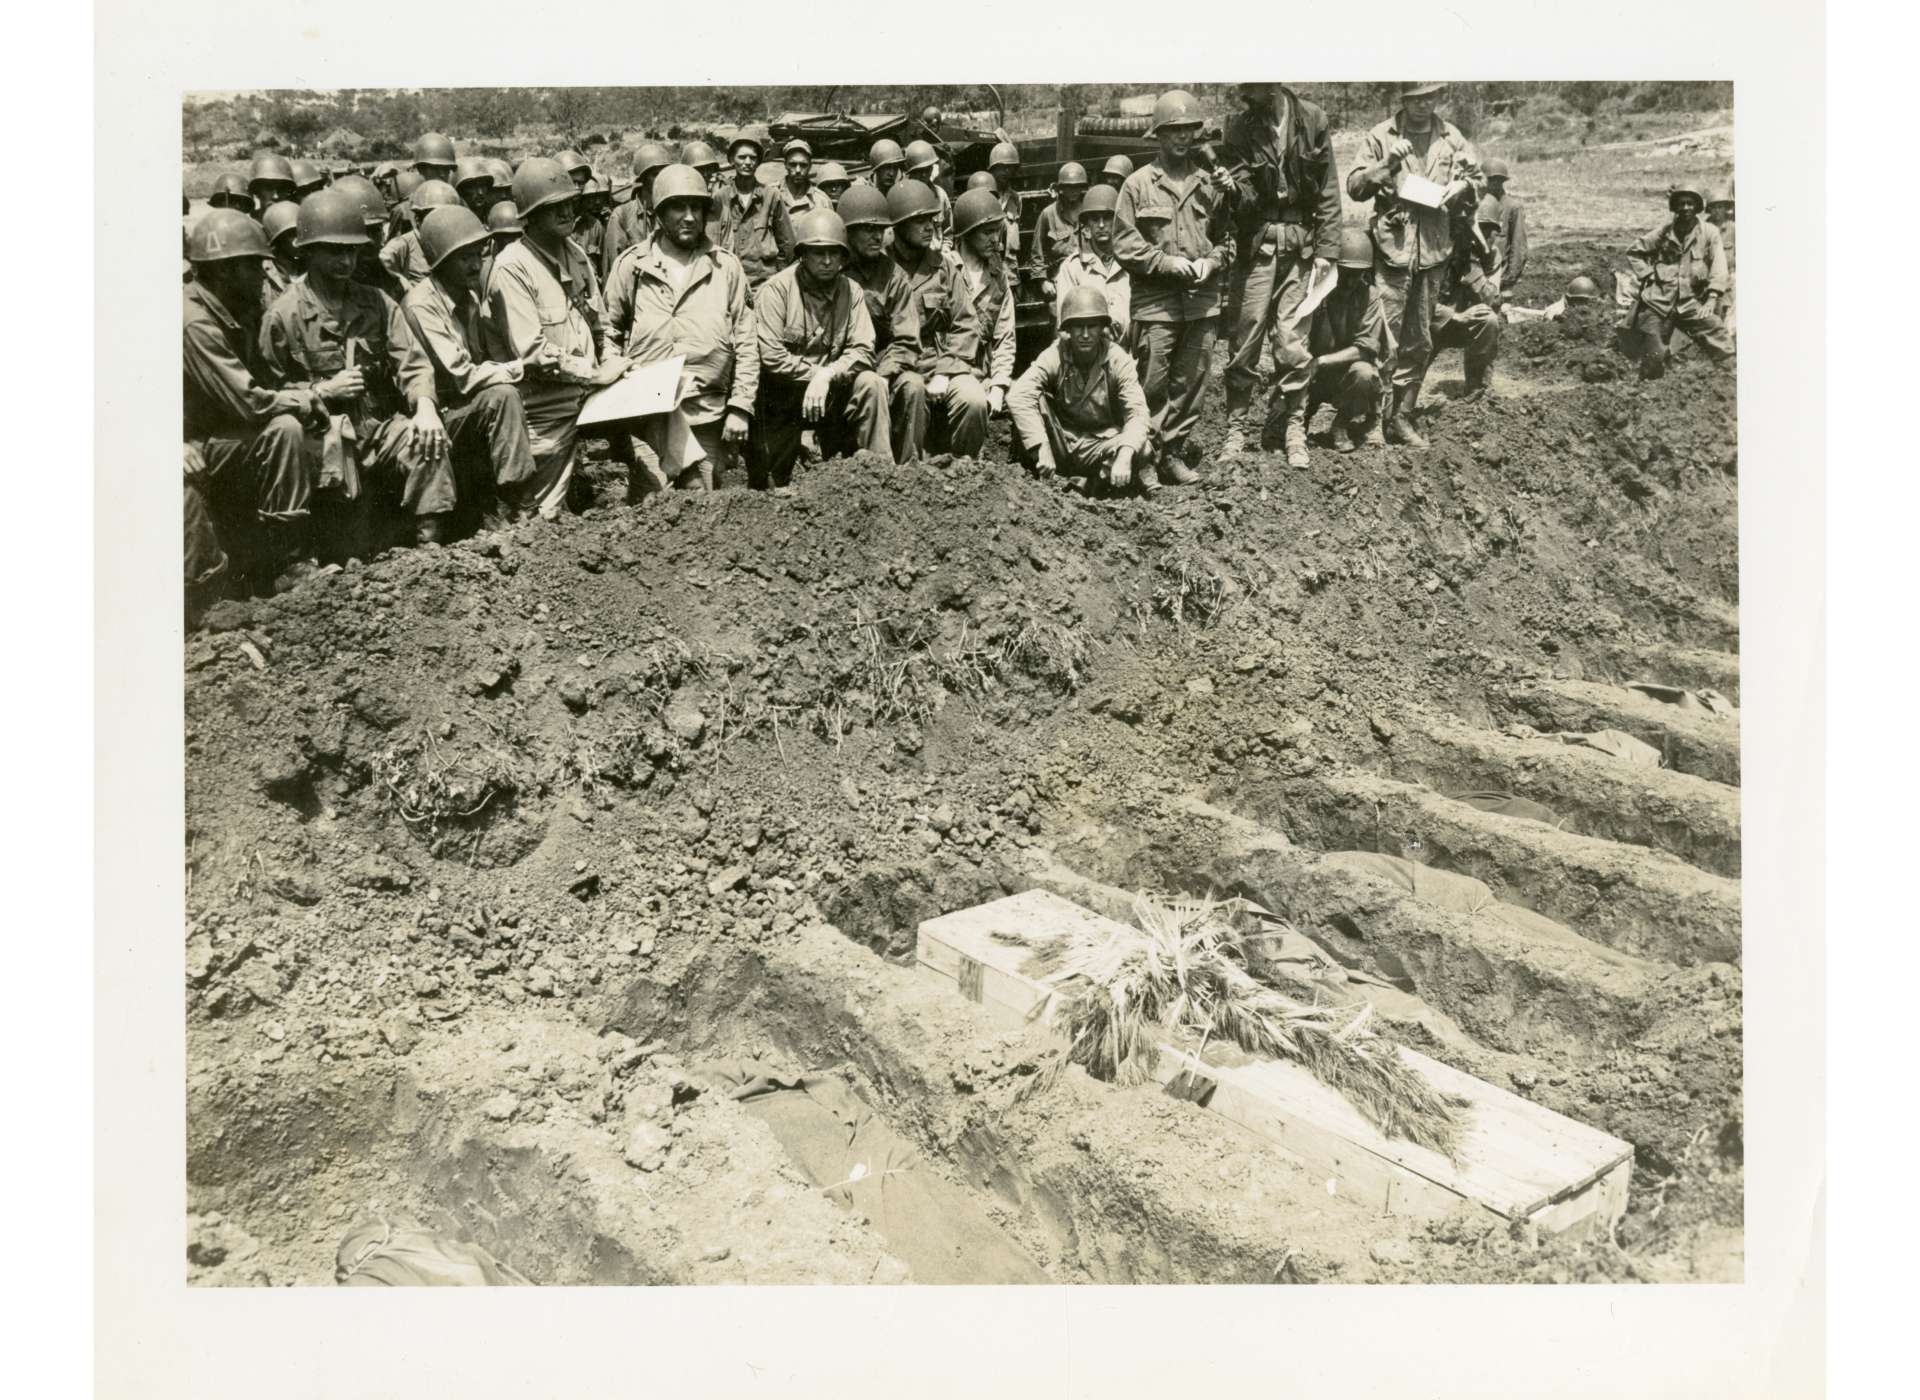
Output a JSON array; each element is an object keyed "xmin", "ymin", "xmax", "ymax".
[{"xmin": 918, "ymin": 889, "xmax": 1633, "ymax": 1237}]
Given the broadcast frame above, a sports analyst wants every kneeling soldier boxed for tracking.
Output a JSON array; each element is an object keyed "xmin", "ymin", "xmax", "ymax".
[
  {"xmin": 1008, "ymin": 285, "xmax": 1150, "ymax": 495},
  {"xmin": 1302, "ymin": 229, "xmax": 1391, "ymax": 454}
]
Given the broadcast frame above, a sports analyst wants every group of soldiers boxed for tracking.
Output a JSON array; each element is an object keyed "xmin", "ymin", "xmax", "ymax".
[{"xmin": 182, "ymin": 82, "xmax": 1737, "ymax": 618}]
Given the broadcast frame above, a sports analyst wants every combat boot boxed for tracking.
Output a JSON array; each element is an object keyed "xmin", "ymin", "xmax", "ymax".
[
  {"xmin": 416, "ymin": 513, "xmax": 449, "ymax": 546},
  {"xmin": 1336, "ymin": 418, "xmax": 1360, "ymax": 454},
  {"xmin": 1157, "ymin": 441, "xmax": 1200, "ymax": 485},
  {"xmin": 1463, "ymin": 359, "xmax": 1493, "ymax": 400},
  {"xmin": 1282, "ymin": 392, "xmax": 1310, "ymax": 470},
  {"xmin": 1385, "ymin": 386, "xmax": 1429, "ymax": 450},
  {"xmin": 1220, "ymin": 408, "xmax": 1253, "ymax": 460}
]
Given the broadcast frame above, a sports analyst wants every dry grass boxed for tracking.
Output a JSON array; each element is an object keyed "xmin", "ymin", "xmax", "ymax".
[{"xmin": 374, "ymin": 729, "xmax": 517, "ymax": 834}]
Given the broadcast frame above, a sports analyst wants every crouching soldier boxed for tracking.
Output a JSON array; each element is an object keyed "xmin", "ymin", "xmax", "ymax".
[
  {"xmin": 1429, "ymin": 199, "xmax": 1504, "ymax": 400},
  {"xmin": 399, "ymin": 207, "xmax": 540, "ymax": 535},
  {"xmin": 259, "ymin": 187, "xmax": 455, "ymax": 553},
  {"xmin": 1626, "ymin": 181, "xmax": 1734, "ymax": 378},
  {"xmin": 602, "ymin": 165, "xmax": 759, "ymax": 493},
  {"xmin": 1007, "ymin": 286, "xmax": 1150, "ymax": 495},
  {"xmin": 183, "ymin": 209, "xmax": 322, "ymax": 600},
  {"xmin": 1301, "ymin": 229, "xmax": 1391, "ymax": 454},
  {"xmin": 887, "ymin": 180, "xmax": 990, "ymax": 461},
  {"xmin": 752, "ymin": 210, "xmax": 891, "ymax": 485}
]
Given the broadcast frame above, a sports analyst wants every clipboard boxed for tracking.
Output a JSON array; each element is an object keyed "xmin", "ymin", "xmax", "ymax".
[
  {"xmin": 1394, "ymin": 172, "xmax": 1448, "ymax": 209},
  {"xmin": 576, "ymin": 355, "xmax": 688, "ymax": 426}
]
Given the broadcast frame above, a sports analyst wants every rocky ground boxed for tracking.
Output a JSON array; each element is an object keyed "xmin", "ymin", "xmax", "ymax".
[{"xmin": 182, "ymin": 313, "xmax": 1742, "ymax": 1287}]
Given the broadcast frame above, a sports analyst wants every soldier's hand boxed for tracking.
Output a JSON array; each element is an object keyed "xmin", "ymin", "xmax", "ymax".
[
  {"xmin": 722, "ymin": 408, "xmax": 751, "ymax": 445},
  {"xmin": 1041, "ymin": 279, "xmax": 1055, "ymax": 300},
  {"xmin": 1191, "ymin": 257, "xmax": 1213, "ymax": 284},
  {"xmin": 410, "ymin": 403, "xmax": 450, "ymax": 463},
  {"xmin": 928, "ymin": 374, "xmax": 951, "ymax": 399},
  {"xmin": 591, "ymin": 355, "xmax": 631, "ymax": 387},
  {"xmin": 318, "ymin": 368, "xmax": 366, "ymax": 404},
  {"xmin": 1109, "ymin": 447, "xmax": 1135, "ymax": 492},
  {"xmin": 1212, "ymin": 168, "xmax": 1237, "ymax": 194},
  {"xmin": 802, "ymin": 369, "xmax": 833, "ymax": 422},
  {"xmin": 1387, "ymin": 138, "xmax": 1416, "ymax": 167},
  {"xmin": 987, "ymin": 385, "xmax": 1006, "ymax": 416},
  {"xmin": 1033, "ymin": 449, "xmax": 1057, "ymax": 477}
]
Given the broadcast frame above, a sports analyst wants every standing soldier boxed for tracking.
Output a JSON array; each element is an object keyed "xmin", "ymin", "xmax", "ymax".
[
  {"xmin": 953, "ymin": 187, "xmax": 1017, "ymax": 427},
  {"xmin": 988, "ymin": 141, "xmax": 1025, "ymax": 261},
  {"xmin": 483, "ymin": 157, "xmax": 630, "ymax": 521},
  {"xmin": 412, "ymin": 133, "xmax": 457, "ymax": 185},
  {"xmin": 601, "ymin": 165, "xmax": 759, "ymax": 493},
  {"xmin": 839, "ymin": 184, "xmax": 920, "ymax": 401},
  {"xmin": 575, "ymin": 177, "xmax": 613, "ymax": 269},
  {"xmin": 183, "ymin": 209, "xmax": 320, "ymax": 597},
  {"xmin": 679, "ymin": 140, "xmax": 723, "ymax": 195},
  {"xmin": 1007, "ymin": 285, "xmax": 1151, "ymax": 495},
  {"xmin": 398, "ymin": 207, "xmax": 540, "ymax": 535},
  {"xmin": 778, "ymin": 139, "xmax": 833, "ymax": 221},
  {"xmin": 1705, "ymin": 179, "xmax": 1735, "ymax": 334},
  {"xmin": 248, "ymin": 154, "xmax": 299, "ymax": 214},
  {"xmin": 1481, "ymin": 157, "xmax": 1527, "ymax": 291},
  {"xmin": 752, "ymin": 210, "xmax": 891, "ymax": 484},
  {"xmin": 556, "ymin": 149, "xmax": 593, "ymax": 195},
  {"xmin": 1303, "ymin": 228, "xmax": 1392, "ymax": 453},
  {"xmin": 259, "ymin": 187, "xmax": 453, "ymax": 552},
  {"xmin": 381, "ymin": 180, "xmax": 462, "ymax": 292},
  {"xmin": 1218, "ymin": 81, "xmax": 1342, "ymax": 468},
  {"xmin": 866, "ymin": 138, "xmax": 907, "ymax": 197},
  {"xmin": 454, "ymin": 157, "xmax": 500, "ymax": 219},
  {"xmin": 289, "ymin": 159, "xmax": 326, "ymax": 202},
  {"xmin": 714, "ymin": 135, "xmax": 795, "ymax": 293},
  {"xmin": 1113, "ymin": 89, "xmax": 1235, "ymax": 484},
  {"xmin": 886, "ymin": 180, "xmax": 989, "ymax": 462},
  {"xmin": 601, "ymin": 142, "xmax": 676, "ymax": 280},
  {"xmin": 260, "ymin": 202, "xmax": 302, "ymax": 307},
  {"xmin": 902, "ymin": 140, "xmax": 952, "ymax": 243},
  {"xmin": 1625, "ymin": 182, "xmax": 1734, "ymax": 377},
  {"xmin": 1345, "ymin": 81, "xmax": 1482, "ymax": 449},
  {"xmin": 1053, "ymin": 184, "xmax": 1130, "ymax": 341},
  {"xmin": 1097, "ymin": 155, "xmax": 1134, "ymax": 192},
  {"xmin": 814, "ymin": 162, "xmax": 853, "ymax": 204},
  {"xmin": 1027, "ymin": 161, "xmax": 1089, "ymax": 297},
  {"xmin": 486, "ymin": 202, "xmax": 523, "ymax": 256},
  {"xmin": 388, "ymin": 170, "xmax": 424, "ymax": 233}
]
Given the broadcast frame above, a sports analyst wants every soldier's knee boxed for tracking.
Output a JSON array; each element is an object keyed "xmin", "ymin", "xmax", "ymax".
[
  {"xmin": 948, "ymin": 376, "xmax": 989, "ymax": 416},
  {"xmin": 473, "ymin": 382, "xmax": 522, "ymax": 417},
  {"xmin": 258, "ymin": 413, "xmax": 307, "ymax": 458},
  {"xmin": 891, "ymin": 371, "xmax": 927, "ymax": 407},
  {"xmin": 848, "ymin": 371, "xmax": 885, "ymax": 406},
  {"xmin": 1349, "ymin": 362, "xmax": 1380, "ymax": 392}
]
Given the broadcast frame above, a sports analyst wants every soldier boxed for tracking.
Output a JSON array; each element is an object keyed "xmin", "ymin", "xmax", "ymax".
[
  {"xmin": 1625, "ymin": 182, "xmax": 1734, "ymax": 377},
  {"xmin": 815, "ymin": 162, "xmax": 853, "ymax": 203},
  {"xmin": 601, "ymin": 142, "xmax": 676, "ymax": 280},
  {"xmin": 381, "ymin": 180, "xmax": 462, "ymax": 292},
  {"xmin": 714, "ymin": 135, "xmax": 796, "ymax": 293},
  {"xmin": 679, "ymin": 140, "xmax": 723, "ymax": 195},
  {"xmin": 487, "ymin": 201, "xmax": 523, "ymax": 254},
  {"xmin": 1097, "ymin": 155, "xmax": 1134, "ymax": 192},
  {"xmin": 388, "ymin": 169, "xmax": 425, "ymax": 234},
  {"xmin": 259, "ymin": 187, "xmax": 454, "ymax": 552},
  {"xmin": 371, "ymin": 162, "xmax": 400, "ymax": 208},
  {"xmin": 249, "ymin": 154, "xmax": 298, "ymax": 212},
  {"xmin": 454, "ymin": 157, "xmax": 500, "ymax": 219},
  {"xmin": 1028, "ymin": 161, "xmax": 1089, "ymax": 296},
  {"xmin": 1053, "ymin": 184, "xmax": 1130, "ymax": 341},
  {"xmin": 1302, "ymin": 228, "xmax": 1392, "ymax": 454},
  {"xmin": 1007, "ymin": 285, "xmax": 1151, "ymax": 496},
  {"xmin": 1346, "ymin": 81, "xmax": 1482, "ymax": 449},
  {"xmin": 486, "ymin": 158, "xmax": 515, "ymax": 200},
  {"xmin": 412, "ymin": 133, "xmax": 458, "ymax": 186},
  {"xmin": 208, "ymin": 174, "xmax": 255, "ymax": 217},
  {"xmin": 953, "ymin": 187, "xmax": 1018, "ymax": 427},
  {"xmin": 886, "ymin": 180, "xmax": 989, "ymax": 461},
  {"xmin": 183, "ymin": 209, "xmax": 320, "ymax": 598},
  {"xmin": 556, "ymin": 149, "xmax": 593, "ymax": 195},
  {"xmin": 602, "ymin": 165, "xmax": 759, "ymax": 493},
  {"xmin": 752, "ymin": 210, "xmax": 891, "ymax": 484},
  {"xmin": 1113, "ymin": 88, "xmax": 1235, "ymax": 484},
  {"xmin": 839, "ymin": 184, "xmax": 920, "ymax": 401},
  {"xmin": 903, "ymin": 139, "xmax": 952, "ymax": 243},
  {"xmin": 1481, "ymin": 156, "xmax": 1527, "ymax": 291},
  {"xmin": 988, "ymin": 141, "xmax": 1025, "ymax": 261},
  {"xmin": 1706, "ymin": 179, "xmax": 1735, "ymax": 334},
  {"xmin": 576, "ymin": 176, "xmax": 613, "ymax": 268},
  {"xmin": 260, "ymin": 201, "xmax": 302, "ymax": 307},
  {"xmin": 289, "ymin": 159, "xmax": 326, "ymax": 201},
  {"xmin": 482, "ymin": 157, "xmax": 630, "ymax": 521},
  {"xmin": 778, "ymin": 139, "xmax": 833, "ymax": 221},
  {"xmin": 866, "ymin": 138, "xmax": 907, "ymax": 197},
  {"xmin": 1218, "ymin": 81, "xmax": 1343, "ymax": 466}
]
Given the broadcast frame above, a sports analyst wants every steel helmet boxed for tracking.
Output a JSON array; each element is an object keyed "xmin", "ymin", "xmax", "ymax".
[
  {"xmin": 781, "ymin": 137, "xmax": 812, "ymax": 158},
  {"xmin": 1055, "ymin": 161, "xmax": 1089, "ymax": 188},
  {"xmin": 581, "ymin": 176, "xmax": 613, "ymax": 205},
  {"xmin": 249, "ymin": 153, "xmax": 296, "ymax": 190},
  {"xmin": 1565, "ymin": 275, "xmax": 1600, "ymax": 303},
  {"xmin": 989, "ymin": 140, "xmax": 1020, "ymax": 169},
  {"xmin": 485, "ymin": 158, "xmax": 515, "ymax": 190},
  {"xmin": 1149, "ymin": 89, "xmax": 1204, "ymax": 135},
  {"xmin": 650, "ymin": 163, "xmax": 713, "ymax": 212},
  {"xmin": 1400, "ymin": 82, "xmax": 1446, "ymax": 99},
  {"xmin": 414, "ymin": 132, "xmax": 458, "ymax": 167},
  {"xmin": 903, "ymin": 139, "xmax": 939, "ymax": 172},
  {"xmin": 1707, "ymin": 181, "xmax": 1734, "ymax": 210},
  {"xmin": 885, "ymin": 178, "xmax": 941, "ymax": 224},
  {"xmin": 294, "ymin": 187, "xmax": 373, "ymax": 248},
  {"xmin": 186, "ymin": 208, "xmax": 271, "ymax": 263},
  {"xmin": 372, "ymin": 161, "xmax": 398, "ymax": 182},
  {"xmin": 1059, "ymin": 285, "xmax": 1110, "ymax": 326},
  {"xmin": 965, "ymin": 171, "xmax": 999, "ymax": 192},
  {"xmin": 867, "ymin": 138, "xmax": 906, "ymax": 169},
  {"xmin": 512, "ymin": 157, "xmax": 579, "ymax": 218},
  {"xmin": 726, "ymin": 133, "xmax": 763, "ymax": 160},
  {"xmin": 837, "ymin": 184, "xmax": 892, "ymax": 228},
  {"xmin": 952, "ymin": 187, "xmax": 1004, "ymax": 240},
  {"xmin": 679, "ymin": 140, "xmax": 721, "ymax": 172},
  {"xmin": 330, "ymin": 173, "xmax": 387, "ymax": 227},
  {"xmin": 630, "ymin": 142, "xmax": 675, "ymax": 184},
  {"xmin": 409, "ymin": 178, "xmax": 461, "ymax": 215},
  {"xmin": 556, "ymin": 148, "xmax": 591, "ymax": 177},
  {"xmin": 1475, "ymin": 194, "xmax": 1502, "ymax": 225},
  {"xmin": 417, "ymin": 205, "xmax": 492, "ymax": 271},
  {"xmin": 1667, "ymin": 181, "xmax": 1705, "ymax": 210},
  {"xmin": 1077, "ymin": 185, "xmax": 1118, "ymax": 219},
  {"xmin": 395, "ymin": 169, "xmax": 426, "ymax": 203},
  {"xmin": 815, "ymin": 161, "xmax": 851, "ymax": 188},
  {"xmin": 209, "ymin": 174, "xmax": 254, "ymax": 210},
  {"xmin": 288, "ymin": 158, "xmax": 324, "ymax": 193},
  {"xmin": 261, "ymin": 201, "xmax": 302, "ymax": 246},
  {"xmin": 454, "ymin": 156, "xmax": 494, "ymax": 192},
  {"xmin": 1482, "ymin": 157, "xmax": 1511, "ymax": 180},
  {"xmin": 793, "ymin": 209, "xmax": 850, "ymax": 251},
  {"xmin": 1337, "ymin": 228, "xmax": 1375, "ymax": 268},
  {"xmin": 486, "ymin": 201, "xmax": 524, "ymax": 235},
  {"xmin": 1102, "ymin": 154, "xmax": 1135, "ymax": 180}
]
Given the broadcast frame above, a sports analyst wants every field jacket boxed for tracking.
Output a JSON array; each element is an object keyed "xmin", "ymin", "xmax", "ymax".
[
  {"xmin": 603, "ymin": 238, "xmax": 759, "ymax": 424},
  {"xmin": 1347, "ymin": 112, "xmax": 1482, "ymax": 270},
  {"xmin": 1113, "ymin": 161, "xmax": 1235, "ymax": 322},
  {"xmin": 1221, "ymin": 86, "xmax": 1342, "ymax": 264}
]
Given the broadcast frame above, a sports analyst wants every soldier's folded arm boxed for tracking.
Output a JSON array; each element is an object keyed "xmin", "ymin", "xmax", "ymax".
[{"xmin": 187, "ymin": 319, "xmax": 317, "ymax": 426}]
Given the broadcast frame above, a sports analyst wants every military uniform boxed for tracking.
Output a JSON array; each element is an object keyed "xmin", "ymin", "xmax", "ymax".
[
  {"xmin": 846, "ymin": 251, "xmax": 922, "ymax": 381},
  {"xmin": 1488, "ymin": 190, "xmax": 1528, "ymax": 289},
  {"xmin": 379, "ymin": 229, "xmax": 435, "ymax": 292},
  {"xmin": 601, "ymin": 198, "xmax": 654, "ymax": 283},
  {"xmin": 1431, "ymin": 240, "xmax": 1503, "ymax": 390},
  {"xmin": 399, "ymin": 275, "xmax": 539, "ymax": 511},
  {"xmin": 751, "ymin": 264, "xmax": 890, "ymax": 483},
  {"xmin": 1626, "ymin": 216, "xmax": 1734, "ymax": 364},
  {"xmin": 1026, "ymin": 199, "xmax": 1081, "ymax": 283},
  {"xmin": 1054, "ymin": 248, "xmax": 1131, "ymax": 341},
  {"xmin": 887, "ymin": 242, "xmax": 989, "ymax": 461},
  {"xmin": 1006, "ymin": 339, "xmax": 1149, "ymax": 484},
  {"xmin": 714, "ymin": 181, "xmax": 795, "ymax": 291},
  {"xmin": 1305, "ymin": 278, "xmax": 1391, "ymax": 433}
]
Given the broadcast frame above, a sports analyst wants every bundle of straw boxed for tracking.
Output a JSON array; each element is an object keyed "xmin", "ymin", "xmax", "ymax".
[{"xmin": 1031, "ymin": 894, "xmax": 1466, "ymax": 1158}]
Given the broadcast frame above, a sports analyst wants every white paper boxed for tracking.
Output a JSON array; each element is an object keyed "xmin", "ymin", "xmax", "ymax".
[
  {"xmin": 1288, "ymin": 263, "xmax": 1337, "ymax": 327},
  {"xmin": 576, "ymin": 355, "xmax": 687, "ymax": 426},
  {"xmin": 1396, "ymin": 171, "xmax": 1448, "ymax": 208}
]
